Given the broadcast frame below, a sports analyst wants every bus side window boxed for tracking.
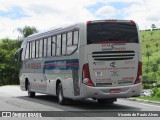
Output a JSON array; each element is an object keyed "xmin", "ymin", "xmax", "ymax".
[
  {"xmin": 73, "ymin": 31, "xmax": 79, "ymax": 45},
  {"xmin": 32, "ymin": 41, "xmax": 35, "ymax": 58},
  {"xmin": 52, "ymin": 36, "xmax": 56, "ymax": 56},
  {"xmin": 36, "ymin": 40, "xmax": 39, "ymax": 58},
  {"xmin": 29, "ymin": 42, "xmax": 32, "ymax": 58},
  {"xmin": 47, "ymin": 37, "xmax": 52, "ymax": 57},
  {"xmin": 25, "ymin": 43, "xmax": 29, "ymax": 59},
  {"xmin": 44, "ymin": 38, "xmax": 47, "ymax": 57},
  {"xmin": 56, "ymin": 35, "xmax": 61, "ymax": 56},
  {"xmin": 66, "ymin": 31, "xmax": 78, "ymax": 55},
  {"xmin": 62, "ymin": 34, "xmax": 67, "ymax": 55},
  {"xmin": 67, "ymin": 32, "xmax": 72, "ymax": 45},
  {"xmin": 39, "ymin": 39, "xmax": 43, "ymax": 58},
  {"xmin": 67, "ymin": 46, "xmax": 77, "ymax": 55}
]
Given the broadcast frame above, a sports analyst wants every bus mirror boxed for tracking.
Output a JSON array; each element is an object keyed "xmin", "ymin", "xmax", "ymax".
[
  {"xmin": 14, "ymin": 53, "xmax": 18, "ymax": 61},
  {"xmin": 14, "ymin": 48, "xmax": 23, "ymax": 62}
]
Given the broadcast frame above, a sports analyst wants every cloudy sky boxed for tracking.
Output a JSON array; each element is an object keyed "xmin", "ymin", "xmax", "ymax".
[{"xmin": 0, "ymin": 0, "xmax": 160, "ymax": 39}]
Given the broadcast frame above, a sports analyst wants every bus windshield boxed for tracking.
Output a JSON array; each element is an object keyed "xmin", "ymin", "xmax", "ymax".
[{"xmin": 87, "ymin": 22, "xmax": 138, "ymax": 44}]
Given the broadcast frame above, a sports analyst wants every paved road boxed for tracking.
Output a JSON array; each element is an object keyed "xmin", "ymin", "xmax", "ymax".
[{"xmin": 0, "ymin": 86, "xmax": 159, "ymax": 120}]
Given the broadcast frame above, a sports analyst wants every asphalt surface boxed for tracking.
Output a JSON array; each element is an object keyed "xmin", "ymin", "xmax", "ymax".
[{"xmin": 0, "ymin": 85, "xmax": 159, "ymax": 120}]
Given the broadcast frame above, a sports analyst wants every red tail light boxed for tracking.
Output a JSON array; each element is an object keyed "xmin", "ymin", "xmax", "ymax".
[
  {"xmin": 130, "ymin": 20, "xmax": 135, "ymax": 25},
  {"xmin": 105, "ymin": 20, "xmax": 117, "ymax": 22},
  {"xmin": 82, "ymin": 63, "xmax": 95, "ymax": 87},
  {"xmin": 134, "ymin": 62, "xmax": 142, "ymax": 84},
  {"xmin": 87, "ymin": 21, "xmax": 91, "ymax": 24}
]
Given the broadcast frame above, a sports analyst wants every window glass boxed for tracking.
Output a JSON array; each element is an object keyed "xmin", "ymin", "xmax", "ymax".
[
  {"xmin": 47, "ymin": 37, "xmax": 52, "ymax": 57},
  {"xmin": 25, "ymin": 43, "xmax": 29, "ymax": 59},
  {"xmin": 56, "ymin": 35, "xmax": 61, "ymax": 56},
  {"xmin": 32, "ymin": 41, "xmax": 35, "ymax": 58},
  {"xmin": 73, "ymin": 31, "xmax": 79, "ymax": 44},
  {"xmin": 39, "ymin": 39, "xmax": 43, "ymax": 57},
  {"xmin": 67, "ymin": 45, "xmax": 77, "ymax": 55},
  {"xmin": 87, "ymin": 22, "xmax": 138, "ymax": 44},
  {"xmin": 44, "ymin": 38, "xmax": 47, "ymax": 57},
  {"xmin": 67, "ymin": 32, "xmax": 72, "ymax": 45},
  {"xmin": 52, "ymin": 36, "xmax": 56, "ymax": 56},
  {"xmin": 29, "ymin": 42, "xmax": 32, "ymax": 58},
  {"xmin": 62, "ymin": 34, "xmax": 67, "ymax": 55},
  {"xmin": 36, "ymin": 40, "xmax": 39, "ymax": 58}
]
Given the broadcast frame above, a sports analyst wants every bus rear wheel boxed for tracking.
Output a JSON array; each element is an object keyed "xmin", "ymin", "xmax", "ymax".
[
  {"xmin": 27, "ymin": 82, "xmax": 35, "ymax": 98},
  {"xmin": 57, "ymin": 83, "xmax": 66, "ymax": 105}
]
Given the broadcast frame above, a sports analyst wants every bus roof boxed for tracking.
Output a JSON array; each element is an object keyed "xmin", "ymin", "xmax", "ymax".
[
  {"xmin": 23, "ymin": 19, "xmax": 138, "ymax": 42},
  {"xmin": 24, "ymin": 23, "xmax": 81, "ymax": 41}
]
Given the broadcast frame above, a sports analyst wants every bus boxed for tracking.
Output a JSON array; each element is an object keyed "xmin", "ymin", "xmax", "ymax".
[{"xmin": 15, "ymin": 19, "xmax": 142, "ymax": 105}]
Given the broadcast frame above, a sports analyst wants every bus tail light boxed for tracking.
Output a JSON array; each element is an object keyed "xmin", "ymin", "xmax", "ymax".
[
  {"xmin": 105, "ymin": 20, "xmax": 117, "ymax": 22},
  {"xmin": 130, "ymin": 20, "xmax": 136, "ymax": 25},
  {"xmin": 134, "ymin": 62, "xmax": 142, "ymax": 84},
  {"xmin": 87, "ymin": 21, "xmax": 91, "ymax": 24},
  {"xmin": 82, "ymin": 63, "xmax": 95, "ymax": 87}
]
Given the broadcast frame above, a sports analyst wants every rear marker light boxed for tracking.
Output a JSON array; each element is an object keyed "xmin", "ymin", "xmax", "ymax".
[
  {"xmin": 134, "ymin": 62, "xmax": 142, "ymax": 84},
  {"xmin": 83, "ymin": 78, "xmax": 89, "ymax": 83},
  {"xmin": 130, "ymin": 20, "xmax": 136, "ymax": 25},
  {"xmin": 87, "ymin": 21, "xmax": 91, "ymax": 24},
  {"xmin": 105, "ymin": 20, "xmax": 117, "ymax": 22},
  {"xmin": 82, "ymin": 63, "xmax": 95, "ymax": 87}
]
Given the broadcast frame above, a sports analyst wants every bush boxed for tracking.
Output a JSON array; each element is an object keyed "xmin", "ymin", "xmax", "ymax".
[
  {"xmin": 152, "ymin": 88, "xmax": 160, "ymax": 97},
  {"xmin": 143, "ymin": 84, "xmax": 152, "ymax": 89}
]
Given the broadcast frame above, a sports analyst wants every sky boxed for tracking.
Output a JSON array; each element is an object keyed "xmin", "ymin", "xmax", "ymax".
[{"xmin": 0, "ymin": 0, "xmax": 160, "ymax": 39}]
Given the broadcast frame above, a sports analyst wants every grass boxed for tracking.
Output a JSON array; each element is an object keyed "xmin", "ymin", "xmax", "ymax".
[
  {"xmin": 140, "ymin": 29, "xmax": 160, "ymax": 81},
  {"xmin": 136, "ymin": 96, "xmax": 160, "ymax": 102}
]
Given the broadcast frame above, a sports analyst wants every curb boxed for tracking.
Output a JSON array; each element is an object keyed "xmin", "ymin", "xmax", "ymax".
[{"xmin": 125, "ymin": 98, "xmax": 160, "ymax": 106}]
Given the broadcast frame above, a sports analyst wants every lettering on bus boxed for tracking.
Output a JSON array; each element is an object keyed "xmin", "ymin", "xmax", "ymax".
[
  {"xmin": 101, "ymin": 43, "xmax": 126, "ymax": 51},
  {"xmin": 124, "ymin": 60, "xmax": 136, "ymax": 64},
  {"xmin": 110, "ymin": 71, "xmax": 119, "ymax": 77},
  {"xmin": 25, "ymin": 63, "xmax": 41, "ymax": 69},
  {"xmin": 102, "ymin": 43, "xmax": 112, "ymax": 47},
  {"xmin": 122, "ymin": 77, "xmax": 134, "ymax": 80},
  {"xmin": 114, "ymin": 47, "xmax": 126, "ymax": 51},
  {"xmin": 31, "ymin": 84, "xmax": 47, "ymax": 89},
  {"xmin": 93, "ymin": 67, "xmax": 135, "ymax": 71},
  {"xmin": 95, "ymin": 78, "xmax": 111, "ymax": 82}
]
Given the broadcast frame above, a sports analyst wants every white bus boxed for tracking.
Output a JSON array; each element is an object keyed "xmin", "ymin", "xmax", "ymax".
[{"xmin": 15, "ymin": 19, "xmax": 142, "ymax": 105}]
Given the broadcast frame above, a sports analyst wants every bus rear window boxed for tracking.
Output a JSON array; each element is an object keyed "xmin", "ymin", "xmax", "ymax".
[{"xmin": 87, "ymin": 22, "xmax": 138, "ymax": 44}]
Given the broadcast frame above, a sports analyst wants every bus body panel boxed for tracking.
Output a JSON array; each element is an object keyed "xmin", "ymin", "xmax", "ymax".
[
  {"xmin": 86, "ymin": 43, "xmax": 140, "ymax": 86},
  {"xmin": 80, "ymin": 83, "xmax": 141, "ymax": 99}
]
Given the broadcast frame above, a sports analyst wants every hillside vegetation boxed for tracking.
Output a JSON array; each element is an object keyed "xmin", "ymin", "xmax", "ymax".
[{"xmin": 140, "ymin": 29, "xmax": 160, "ymax": 88}]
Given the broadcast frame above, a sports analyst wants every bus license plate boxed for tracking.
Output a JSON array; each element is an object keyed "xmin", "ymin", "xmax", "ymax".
[{"xmin": 110, "ymin": 89, "xmax": 120, "ymax": 93}]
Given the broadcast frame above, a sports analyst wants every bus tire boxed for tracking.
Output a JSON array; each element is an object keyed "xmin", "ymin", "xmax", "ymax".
[
  {"xmin": 97, "ymin": 98, "xmax": 116, "ymax": 104},
  {"xmin": 57, "ymin": 83, "xmax": 66, "ymax": 105},
  {"xmin": 27, "ymin": 82, "xmax": 35, "ymax": 98}
]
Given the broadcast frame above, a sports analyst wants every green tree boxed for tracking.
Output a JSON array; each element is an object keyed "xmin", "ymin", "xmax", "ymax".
[
  {"xmin": 155, "ymin": 43, "xmax": 159, "ymax": 52},
  {"xmin": 17, "ymin": 26, "xmax": 38, "ymax": 38},
  {"xmin": 144, "ymin": 66, "xmax": 150, "ymax": 80},
  {"xmin": 145, "ymin": 51, "xmax": 152, "ymax": 64},
  {"xmin": 151, "ymin": 24, "xmax": 156, "ymax": 30},
  {"xmin": 0, "ymin": 38, "xmax": 21, "ymax": 85},
  {"xmin": 145, "ymin": 44, "xmax": 150, "ymax": 51},
  {"xmin": 156, "ymin": 57, "xmax": 160, "ymax": 64},
  {"xmin": 151, "ymin": 63, "xmax": 159, "ymax": 82}
]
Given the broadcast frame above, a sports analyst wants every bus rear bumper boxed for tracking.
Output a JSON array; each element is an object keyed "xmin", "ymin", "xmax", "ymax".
[{"xmin": 79, "ymin": 83, "xmax": 141, "ymax": 99}]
